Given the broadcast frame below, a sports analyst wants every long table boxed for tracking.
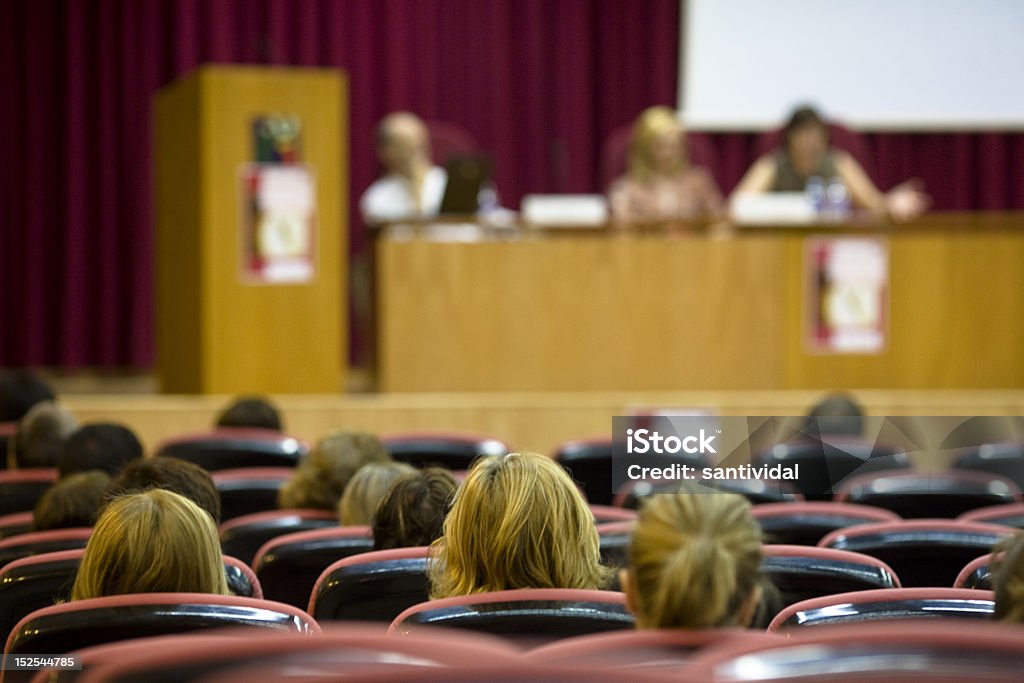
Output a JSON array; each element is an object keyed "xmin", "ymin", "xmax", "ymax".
[{"xmin": 376, "ymin": 213, "xmax": 1024, "ymax": 392}]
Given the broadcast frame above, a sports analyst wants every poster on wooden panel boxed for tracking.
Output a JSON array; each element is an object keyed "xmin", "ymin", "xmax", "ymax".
[
  {"xmin": 805, "ymin": 237, "xmax": 888, "ymax": 354},
  {"xmin": 238, "ymin": 163, "xmax": 317, "ymax": 285}
]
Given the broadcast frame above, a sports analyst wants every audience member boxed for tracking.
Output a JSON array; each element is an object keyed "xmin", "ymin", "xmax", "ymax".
[
  {"xmin": 429, "ymin": 452, "xmax": 611, "ymax": 598},
  {"xmin": 32, "ymin": 471, "xmax": 110, "ymax": 531},
  {"xmin": 621, "ymin": 490, "xmax": 764, "ymax": 629},
  {"xmin": 993, "ymin": 532, "xmax": 1024, "ymax": 624},
  {"xmin": 105, "ymin": 456, "xmax": 221, "ymax": 524},
  {"xmin": 71, "ymin": 489, "xmax": 229, "ymax": 600},
  {"xmin": 215, "ymin": 395, "xmax": 283, "ymax": 432},
  {"xmin": 0, "ymin": 370, "xmax": 55, "ymax": 423},
  {"xmin": 608, "ymin": 106, "xmax": 724, "ymax": 226},
  {"xmin": 732, "ymin": 105, "xmax": 929, "ymax": 221},
  {"xmin": 373, "ymin": 467, "xmax": 457, "ymax": 550},
  {"xmin": 9, "ymin": 401, "xmax": 77, "ymax": 469},
  {"xmin": 58, "ymin": 422, "xmax": 144, "ymax": 479},
  {"xmin": 359, "ymin": 112, "xmax": 446, "ymax": 224},
  {"xmin": 338, "ymin": 461, "xmax": 416, "ymax": 527},
  {"xmin": 278, "ymin": 431, "xmax": 391, "ymax": 511}
]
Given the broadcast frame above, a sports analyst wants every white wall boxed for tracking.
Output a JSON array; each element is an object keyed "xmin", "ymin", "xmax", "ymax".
[{"xmin": 680, "ymin": 0, "xmax": 1024, "ymax": 130}]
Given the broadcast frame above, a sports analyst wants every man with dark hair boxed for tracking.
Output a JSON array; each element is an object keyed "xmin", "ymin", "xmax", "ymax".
[
  {"xmin": 10, "ymin": 401, "xmax": 77, "ymax": 469},
  {"xmin": 58, "ymin": 423, "xmax": 144, "ymax": 479},
  {"xmin": 215, "ymin": 395, "xmax": 283, "ymax": 432},
  {"xmin": 104, "ymin": 456, "xmax": 222, "ymax": 524},
  {"xmin": 0, "ymin": 370, "xmax": 55, "ymax": 422}
]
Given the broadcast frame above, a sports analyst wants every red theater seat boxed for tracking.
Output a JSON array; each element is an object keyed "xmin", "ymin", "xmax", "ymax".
[
  {"xmin": 389, "ymin": 588, "xmax": 633, "ymax": 644},
  {"xmin": 0, "ymin": 469, "xmax": 58, "ymax": 516},
  {"xmin": 0, "ymin": 511, "xmax": 34, "ymax": 539},
  {"xmin": 252, "ymin": 525, "xmax": 374, "ymax": 609},
  {"xmin": 0, "ymin": 527, "xmax": 91, "ymax": 570},
  {"xmin": 588, "ymin": 505, "xmax": 637, "ymax": 524},
  {"xmin": 834, "ymin": 470, "xmax": 1021, "ymax": 519},
  {"xmin": 526, "ymin": 628, "xmax": 780, "ymax": 671},
  {"xmin": 754, "ymin": 438, "xmax": 909, "ymax": 501},
  {"xmin": 48, "ymin": 625, "xmax": 521, "ymax": 683},
  {"xmin": 155, "ymin": 428, "xmax": 309, "ymax": 471},
  {"xmin": 219, "ymin": 508, "xmax": 338, "ymax": 566},
  {"xmin": 959, "ymin": 501, "xmax": 1024, "ymax": 529},
  {"xmin": 381, "ymin": 432, "xmax": 510, "ymax": 471},
  {"xmin": 768, "ymin": 588, "xmax": 994, "ymax": 631},
  {"xmin": 818, "ymin": 519, "xmax": 1011, "ymax": 587},
  {"xmin": 596, "ymin": 521, "xmax": 634, "ymax": 573},
  {"xmin": 4, "ymin": 593, "xmax": 320, "ymax": 656},
  {"xmin": 950, "ymin": 441, "xmax": 1024, "ymax": 490},
  {"xmin": 211, "ymin": 467, "xmax": 296, "ymax": 521},
  {"xmin": 309, "ymin": 546, "xmax": 430, "ymax": 624},
  {"xmin": 692, "ymin": 620, "xmax": 1024, "ymax": 682},
  {"xmin": 554, "ymin": 437, "xmax": 616, "ymax": 505},
  {"xmin": 0, "ymin": 548, "xmax": 263, "ymax": 642},
  {"xmin": 762, "ymin": 544, "xmax": 900, "ymax": 609},
  {"xmin": 614, "ymin": 477, "xmax": 802, "ymax": 509},
  {"xmin": 954, "ymin": 552, "xmax": 998, "ymax": 590},
  {"xmin": 752, "ymin": 501, "xmax": 901, "ymax": 546}
]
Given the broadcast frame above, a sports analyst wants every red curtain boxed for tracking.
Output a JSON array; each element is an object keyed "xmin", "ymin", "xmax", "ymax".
[
  {"xmin": 0, "ymin": 0, "xmax": 678, "ymax": 368},
  {"xmin": 1, "ymin": 0, "xmax": 1022, "ymax": 369}
]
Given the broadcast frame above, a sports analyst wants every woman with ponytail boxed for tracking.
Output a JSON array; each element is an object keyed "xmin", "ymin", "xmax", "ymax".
[{"xmin": 621, "ymin": 490, "xmax": 764, "ymax": 629}]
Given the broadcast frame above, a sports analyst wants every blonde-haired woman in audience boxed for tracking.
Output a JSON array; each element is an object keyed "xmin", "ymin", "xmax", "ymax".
[
  {"xmin": 608, "ymin": 106, "xmax": 724, "ymax": 228},
  {"xmin": 71, "ymin": 489, "xmax": 229, "ymax": 600},
  {"xmin": 429, "ymin": 452, "xmax": 611, "ymax": 598},
  {"xmin": 621, "ymin": 490, "xmax": 764, "ymax": 629},
  {"xmin": 279, "ymin": 431, "xmax": 391, "ymax": 511},
  {"xmin": 993, "ymin": 531, "xmax": 1024, "ymax": 623},
  {"xmin": 337, "ymin": 461, "xmax": 416, "ymax": 526}
]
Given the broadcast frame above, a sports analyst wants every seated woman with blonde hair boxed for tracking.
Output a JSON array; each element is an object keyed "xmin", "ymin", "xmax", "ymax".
[
  {"xmin": 608, "ymin": 106, "xmax": 724, "ymax": 228},
  {"xmin": 429, "ymin": 452, "xmax": 611, "ymax": 598},
  {"xmin": 71, "ymin": 489, "xmax": 229, "ymax": 600},
  {"xmin": 337, "ymin": 461, "xmax": 417, "ymax": 526},
  {"xmin": 621, "ymin": 490, "xmax": 764, "ymax": 629}
]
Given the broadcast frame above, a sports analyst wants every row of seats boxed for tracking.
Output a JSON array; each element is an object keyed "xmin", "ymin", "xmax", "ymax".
[
  {"xmin": 4, "ymin": 429, "xmax": 1024, "ymax": 517},
  {"xmin": 0, "ymin": 527, "xmax": 1010, "ymax": 647},
  {"xmin": 1, "ymin": 588, "xmax": 1014, "ymax": 678}
]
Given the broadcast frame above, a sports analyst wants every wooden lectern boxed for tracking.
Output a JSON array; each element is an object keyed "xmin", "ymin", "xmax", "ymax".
[{"xmin": 154, "ymin": 66, "xmax": 346, "ymax": 394}]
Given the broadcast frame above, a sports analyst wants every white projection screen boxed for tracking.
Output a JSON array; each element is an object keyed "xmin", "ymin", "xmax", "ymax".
[{"xmin": 680, "ymin": 0, "xmax": 1024, "ymax": 130}]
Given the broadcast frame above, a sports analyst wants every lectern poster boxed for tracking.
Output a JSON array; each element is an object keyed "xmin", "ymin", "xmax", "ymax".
[
  {"xmin": 805, "ymin": 236, "xmax": 888, "ymax": 354},
  {"xmin": 238, "ymin": 163, "xmax": 317, "ymax": 285}
]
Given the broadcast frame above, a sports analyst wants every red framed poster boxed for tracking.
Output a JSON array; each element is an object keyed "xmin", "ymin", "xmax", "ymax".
[
  {"xmin": 238, "ymin": 163, "xmax": 317, "ymax": 285},
  {"xmin": 805, "ymin": 236, "xmax": 888, "ymax": 354}
]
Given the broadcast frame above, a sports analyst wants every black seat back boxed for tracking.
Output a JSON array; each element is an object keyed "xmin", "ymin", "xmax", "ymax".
[
  {"xmin": 219, "ymin": 509, "xmax": 338, "ymax": 566},
  {"xmin": 311, "ymin": 548, "xmax": 430, "ymax": 622},
  {"xmin": 254, "ymin": 526, "xmax": 375, "ymax": 609},
  {"xmin": 156, "ymin": 429, "xmax": 308, "ymax": 471}
]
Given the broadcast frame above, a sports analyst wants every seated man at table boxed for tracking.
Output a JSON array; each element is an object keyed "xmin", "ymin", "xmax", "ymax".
[
  {"xmin": 731, "ymin": 105, "xmax": 929, "ymax": 222},
  {"xmin": 359, "ymin": 111, "xmax": 447, "ymax": 225}
]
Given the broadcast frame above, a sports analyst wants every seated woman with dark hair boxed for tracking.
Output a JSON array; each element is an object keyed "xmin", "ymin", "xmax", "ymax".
[
  {"xmin": 621, "ymin": 490, "xmax": 765, "ymax": 629},
  {"xmin": 732, "ymin": 105, "xmax": 929, "ymax": 222},
  {"xmin": 373, "ymin": 467, "xmax": 457, "ymax": 550},
  {"xmin": 71, "ymin": 489, "xmax": 229, "ymax": 600},
  {"xmin": 105, "ymin": 456, "xmax": 222, "ymax": 524},
  {"xmin": 429, "ymin": 452, "xmax": 611, "ymax": 598},
  {"xmin": 32, "ymin": 471, "xmax": 110, "ymax": 531}
]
